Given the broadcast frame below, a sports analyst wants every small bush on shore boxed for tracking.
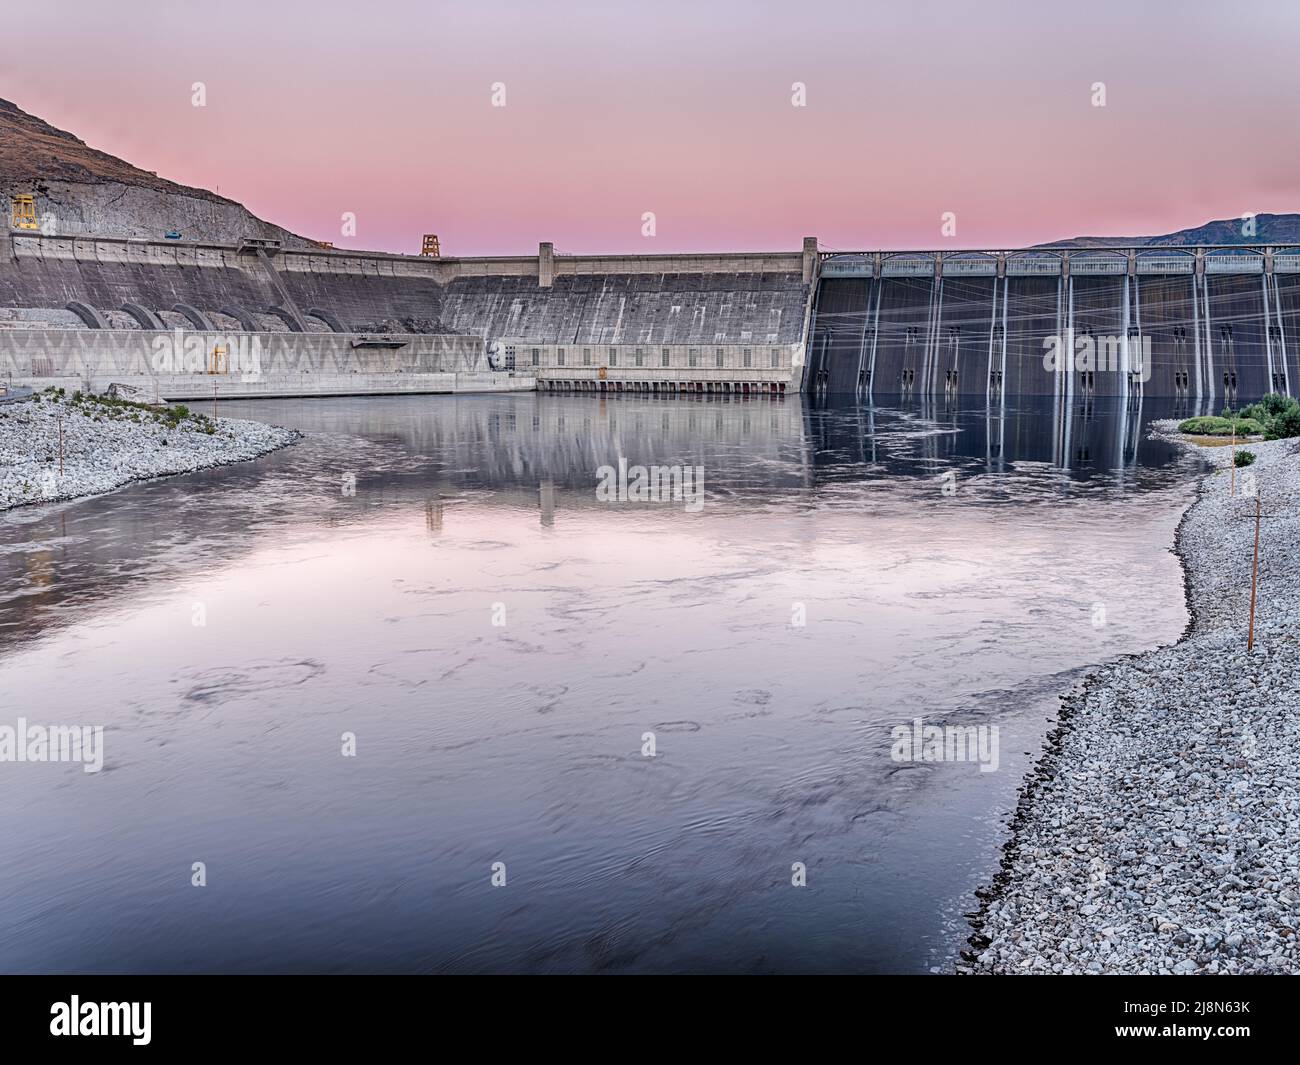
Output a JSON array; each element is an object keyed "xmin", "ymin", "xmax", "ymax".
[
  {"xmin": 1178, "ymin": 415, "xmax": 1265, "ymax": 436},
  {"xmin": 1235, "ymin": 450, "xmax": 1256, "ymax": 468},
  {"xmin": 1228, "ymin": 394, "xmax": 1300, "ymax": 441},
  {"xmin": 32, "ymin": 389, "xmax": 215, "ymax": 431}
]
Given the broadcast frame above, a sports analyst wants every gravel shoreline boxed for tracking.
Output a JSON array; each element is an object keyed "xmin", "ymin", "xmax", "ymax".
[
  {"xmin": 1, "ymin": 391, "xmax": 298, "ymax": 511},
  {"xmin": 967, "ymin": 426, "xmax": 1300, "ymax": 975}
]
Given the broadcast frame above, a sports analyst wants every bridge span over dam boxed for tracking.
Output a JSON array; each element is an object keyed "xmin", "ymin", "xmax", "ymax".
[{"xmin": 808, "ymin": 247, "xmax": 1300, "ymax": 404}]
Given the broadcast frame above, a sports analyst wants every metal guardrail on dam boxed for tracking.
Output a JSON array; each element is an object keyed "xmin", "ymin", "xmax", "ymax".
[{"xmin": 816, "ymin": 245, "xmax": 1300, "ymax": 280}]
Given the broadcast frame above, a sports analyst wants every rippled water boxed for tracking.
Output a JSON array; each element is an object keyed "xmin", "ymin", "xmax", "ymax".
[{"xmin": 0, "ymin": 393, "xmax": 1205, "ymax": 973}]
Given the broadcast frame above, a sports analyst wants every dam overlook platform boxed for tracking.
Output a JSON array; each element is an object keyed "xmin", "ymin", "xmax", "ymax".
[{"xmin": 0, "ymin": 230, "xmax": 1297, "ymax": 404}]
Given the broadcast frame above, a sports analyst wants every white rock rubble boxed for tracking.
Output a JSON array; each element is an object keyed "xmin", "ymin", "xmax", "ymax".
[
  {"xmin": 967, "ymin": 427, "xmax": 1300, "ymax": 975},
  {"xmin": 1, "ymin": 391, "xmax": 298, "ymax": 511}
]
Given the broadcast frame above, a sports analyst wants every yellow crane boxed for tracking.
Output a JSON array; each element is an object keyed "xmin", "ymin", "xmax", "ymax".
[
  {"xmin": 10, "ymin": 194, "xmax": 38, "ymax": 231},
  {"xmin": 421, "ymin": 234, "xmax": 441, "ymax": 257}
]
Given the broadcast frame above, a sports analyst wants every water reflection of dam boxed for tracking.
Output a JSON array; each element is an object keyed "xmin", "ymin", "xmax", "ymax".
[
  {"xmin": 224, "ymin": 391, "xmax": 1194, "ymax": 499},
  {"xmin": 0, "ymin": 393, "xmax": 1199, "ymax": 656}
]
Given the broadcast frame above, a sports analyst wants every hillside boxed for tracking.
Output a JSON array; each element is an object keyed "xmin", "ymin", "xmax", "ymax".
[
  {"xmin": 0, "ymin": 97, "xmax": 310, "ymax": 246},
  {"xmin": 1044, "ymin": 213, "xmax": 1300, "ymax": 249}
]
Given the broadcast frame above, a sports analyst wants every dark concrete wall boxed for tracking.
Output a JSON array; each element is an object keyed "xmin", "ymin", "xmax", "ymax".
[
  {"xmin": 0, "ymin": 240, "xmax": 812, "ymax": 349},
  {"xmin": 812, "ymin": 270, "xmax": 1297, "ymax": 401}
]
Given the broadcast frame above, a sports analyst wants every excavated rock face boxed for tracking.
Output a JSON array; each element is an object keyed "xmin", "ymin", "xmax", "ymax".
[{"xmin": 0, "ymin": 97, "xmax": 312, "ymax": 247}]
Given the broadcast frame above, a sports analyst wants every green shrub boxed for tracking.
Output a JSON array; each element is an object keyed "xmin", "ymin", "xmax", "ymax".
[
  {"xmin": 1177, "ymin": 415, "xmax": 1265, "ymax": 436},
  {"xmin": 1235, "ymin": 450, "xmax": 1256, "ymax": 468},
  {"xmin": 1225, "ymin": 393, "xmax": 1300, "ymax": 441},
  {"xmin": 1265, "ymin": 404, "xmax": 1300, "ymax": 440}
]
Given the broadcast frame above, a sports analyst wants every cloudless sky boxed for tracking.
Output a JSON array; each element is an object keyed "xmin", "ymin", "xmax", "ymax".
[{"xmin": 7, "ymin": 0, "xmax": 1299, "ymax": 254}]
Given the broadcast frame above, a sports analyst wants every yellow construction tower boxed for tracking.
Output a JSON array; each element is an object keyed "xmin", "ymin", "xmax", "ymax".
[
  {"xmin": 421, "ymin": 234, "xmax": 441, "ymax": 257},
  {"xmin": 10, "ymin": 194, "xmax": 38, "ymax": 231}
]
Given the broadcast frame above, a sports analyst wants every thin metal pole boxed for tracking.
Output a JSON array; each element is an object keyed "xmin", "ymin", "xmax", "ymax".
[
  {"xmin": 1230, "ymin": 414, "xmax": 1236, "ymax": 496},
  {"xmin": 1248, "ymin": 493, "xmax": 1261, "ymax": 652}
]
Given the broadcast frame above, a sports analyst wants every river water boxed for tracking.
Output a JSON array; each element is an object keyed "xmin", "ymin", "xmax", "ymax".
[{"xmin": 0, "ymin": 393, "xmax": 1204, "ymax": 973}]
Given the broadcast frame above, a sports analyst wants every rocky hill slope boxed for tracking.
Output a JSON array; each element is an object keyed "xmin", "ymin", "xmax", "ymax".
[{"xmin": 0, "ymin": 97, "xmax": 310, "ymax": 247}]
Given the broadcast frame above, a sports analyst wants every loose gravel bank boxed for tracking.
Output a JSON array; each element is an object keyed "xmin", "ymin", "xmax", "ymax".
[
  {"xmin": 968, "ymin": 429, "xmax": 1300, "ymax": 974},
  {"xmin": 1, "ymin": 390, "xmax": 298, "ymax": 511}
]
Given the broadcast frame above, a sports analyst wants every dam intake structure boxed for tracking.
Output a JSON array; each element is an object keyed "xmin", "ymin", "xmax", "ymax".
[
  {"xmin": 806, "ymin": 246, "xmax": 1300, "ymax": 405},
  {"xmin": 0, "ymin": 230, "xmax": 1296, "ymax": 405}
]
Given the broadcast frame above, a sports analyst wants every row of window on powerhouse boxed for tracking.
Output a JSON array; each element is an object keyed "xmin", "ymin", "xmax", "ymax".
[{"xmin": 517, "ymin": 346, "xmax": 788, "ymax": 369}]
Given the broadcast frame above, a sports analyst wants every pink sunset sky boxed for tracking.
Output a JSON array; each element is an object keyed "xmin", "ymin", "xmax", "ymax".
[{"xmin": 10, "ymin": 0, "xmax": 1300, "ymax": 256}]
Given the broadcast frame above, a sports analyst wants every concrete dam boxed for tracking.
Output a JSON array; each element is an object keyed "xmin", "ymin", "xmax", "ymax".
[
  {"xmin": 2, "ymin": 229, "xmax": 1298, "ymax": 405},
  {"xmin": 0, "ymin": 233, "xmax": 815, "ymax": 399},
  {"xmin": 808, "ymin": 247, "xmax": 1300, "ymax": 404}
]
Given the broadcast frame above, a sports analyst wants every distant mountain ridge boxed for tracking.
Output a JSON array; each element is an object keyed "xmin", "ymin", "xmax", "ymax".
[{"xmin": 1044, "ymin": 213, "xmax": 1300, "ymax": 249}]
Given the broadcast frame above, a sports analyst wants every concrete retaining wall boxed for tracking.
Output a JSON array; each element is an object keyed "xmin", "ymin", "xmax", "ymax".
[
  {"xmin": 0, "ymin": 233, "xmax": 820, "ymax": 396},
  {"xmin": 0, "ymin": 326, "xmax": 528, "ymax": 399}
]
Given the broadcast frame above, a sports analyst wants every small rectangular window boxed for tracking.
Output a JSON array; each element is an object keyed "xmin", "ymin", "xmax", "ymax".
[
  {"xmin": 583, "ymin": 348, "xmax": 592, "ymax": 366},
  {"xmin": 635, "ymin": 348, "xmax": 644, "ymax": 367},
  {"xmin": 661, "ymin": 350, "xmax": 670, "ymax": 367},
  {"xmin": 557, "ymin": 347, "xmax": 565, "ymax": 367},
  {"xmin": 743, "ymin": 348, "xmax": 752, "ymax": 368},
  {"xmin": 609, "ymin": 351, "xmax": 617, "ymax": 367},
  {"xmin": 689, "ymin": 348, "xmax": 699, "ymax": 368},
  {"xmin": 531, "ymin": 348, "xmax": 540, "ymax": 367},
  {"xmin": 771, "ymin": 349, "xmax": 780, "ymax": 368},
  {"xmin": 715, "ymin": 349, "xmax": 724, "ymax": 368}
]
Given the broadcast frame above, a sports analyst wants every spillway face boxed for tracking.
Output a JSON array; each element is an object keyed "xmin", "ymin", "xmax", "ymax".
[
  {"xmin": 809, "ymin": 277, "xmax": 995, "ymax": 397},
  {"xmin": 1070, "ymin": 276, "xmax": 1128, "ymax": 400},
  {"xmin": 436, "ymin": 271, "xmax": 810, "ymax": 346},
  {"xmin": 1204, "ymin": 274, "xmax": 1270, "ymax": 402},
  {"xmin": 805, "ymin": 277, "xmax": 870, "ymax": 393},
  {"xmin": 810, "ymin": 266, "xmax": 1300, "ymax": 401},
  {"xmin": 1136, "ymin": 273, "xmax": 1198, "ymax": 399},
  {"xmin": 874, "ymin": 278, "xmax": 937, "ymax": 397},
  {"xmin": 0, "ymin": 239, "xmax": 811, "ymax": 347},
  {"xmin": 0, "ymin": 255, "xmax": 274, "ymax": 324},
  {"xmin": 1001, "ymin": 277, "xmax": 1059, "ymax": 398},
  {"xmin": 1277, "ymin": 274, "xmax": 1300, "ymax": 392},
  {"xmin": 940, "ymin": 275, "xmax": 997, "ymax": 398}
]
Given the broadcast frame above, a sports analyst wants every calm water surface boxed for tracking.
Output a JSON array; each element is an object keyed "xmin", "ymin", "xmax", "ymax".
[{"xmin": 0, "ymin": 393, "xmax": 1205, "ymax": 973}]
